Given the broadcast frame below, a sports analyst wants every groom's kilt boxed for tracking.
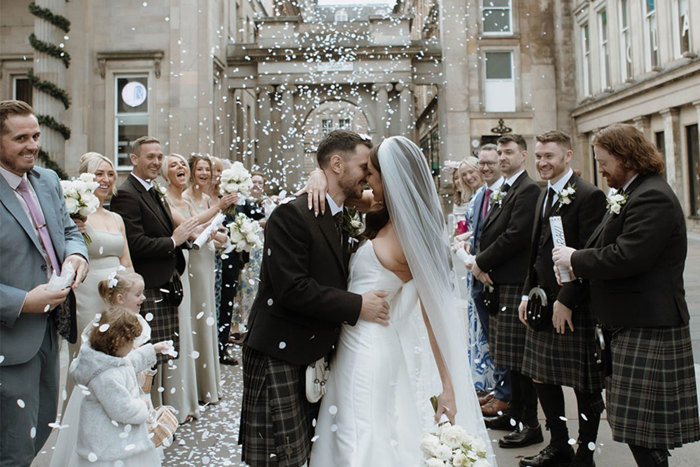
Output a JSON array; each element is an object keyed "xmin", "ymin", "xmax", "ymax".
[
  {"xmin": 488, "ymin": 284, "xmax": 527, "ymax": 371},
  {"xmin": 240, "ymin": 345, "xmax": 317, "ymax": 467},
  {"xmin": 521, "ymin": 304, "xmax": 605, "ymax": 394},
  {"xmin": 142, "ymin": 287, "xmax": 179, "ymax": 364},
  {"xmin": 606, "ymin": 325, "xmax": 700, "ymax": 450}
]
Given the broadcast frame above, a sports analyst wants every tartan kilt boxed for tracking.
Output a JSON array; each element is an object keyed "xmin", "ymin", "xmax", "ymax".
[
  {"xmin": 606, "ymin": 325, "xmax": 700, "ymax": 450},
  {"xmin": 142, "ymin": 287, "xmax": 180, "ymax": 364},
  {"xmin": 488, "ymin": 284, "xmax": 528, "ymax": 371},
  {"xmin": 239, "ymin": 345, "xmax": 317, "ymax": 467},
  {"xmin": 521, "ymin": 304, "xmax": 605, "ymax": 393}
]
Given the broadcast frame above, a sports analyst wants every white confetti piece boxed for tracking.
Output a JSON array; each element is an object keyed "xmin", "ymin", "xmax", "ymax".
[
  {"xmin": 124, "ymin": 443, "xmax": 135, "ymax": 451},
  {"xmin": 99, "ymin": 323, "xmax": 110, "ymax": 332},
  {"xmin": 278, "ymin": 341, "xmax": 286, "ymax": 349},
  {"xmin": 267, "ymin": 298, "xmax": 274, "ymax": 306},
  {"xmin": 267, "ymin": 248, "xmax": 271, "ymax": 256},
  {"xmin": 145, "ymin": 313, "xmax": 154, "ymax": 321},
  {"xmin": 328, "ymin": 405, "xmax": 338, "ymax": 415},
  {"xmin": 588, "ymin": 441, "xmax": 596, "ymax": 451},
  {"xmin": 330, "ymin": 424, "xmax": 338, "ymax": 432},
  {"xmin": 88, "ymin": 452, "xmax": 98, "ymax": 462},
  {"xmin": 44, "ymin": 304, "xmax": 50, "ymax": 312},
  {"xmin": 29, "ymin": 426, "xmax": 36, "ymax": 438},
  {"xmin": 197, "ymin": 311, "xmax": 204, "ymax": 320},
  {"xmin": 0, "ymin": 356, "xmax": 3, "ymax": 364},
  {"xmin": 206, "ymin": 316, "xmax": 216, "ymax": 326},
  {"xmin": 191, "ymin": 351, "xmax": 200, "ymax": 359},
  {"xmin": 568, "ymin": 438, "xmax": 577, "ymax": 445},
  {"xmin": 17, "ymin": 399, "xmax": 25, "ymax": 408}
]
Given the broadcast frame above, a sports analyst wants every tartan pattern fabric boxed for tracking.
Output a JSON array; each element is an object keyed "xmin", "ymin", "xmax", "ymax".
[
  {"xmin": 606, "ymin": 325, "xmax": 700, "ymax": 449},
  {"xmin": 521, "ymin": 305, "xmax": 605, "ymax": 393},
  {"xmin": 239, "ymin": 345, "xmax": 317, "ymax": 467},
  {"xmin": 142, "ymin": 287, "xmax": 179, "ymax": 364},
  {"xmin": 488, "ymin": 284, "xmax": 527, "ymax": 371}
]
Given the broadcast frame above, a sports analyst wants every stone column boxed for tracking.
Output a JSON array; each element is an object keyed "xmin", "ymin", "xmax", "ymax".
[
  {"xmin": 395, "ymin": 83, "xmax": 414, "ymax": 138},
  {"xmin": 278, "ymin": 85, "xmax": 302, "ymax": 189},
  {"xmin": 372, "ymin": 83, "xmax": 392, "ymax": 142},
  {"xmin": 659, "ymin": 107, "xmax": 685, "ymax": 204},
  {"xmin": 33, "ymin": 0, "xmax": 67, "ymax": 168},
  {"xmin": 632, "ymin": 115, "xmax": 652, "ymax": 140},
  {"xmin": 255, "ymin": 85, "xmax": 274, "ymax": 168},
  {"xmin": 691, "ymin": 100, "xmax": 700, "ymax": 215}
]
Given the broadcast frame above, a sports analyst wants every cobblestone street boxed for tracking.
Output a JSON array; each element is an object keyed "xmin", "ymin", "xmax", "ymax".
[{"xmin": 32, "ymin": 233, "xmax": 700, "ymax": 466}]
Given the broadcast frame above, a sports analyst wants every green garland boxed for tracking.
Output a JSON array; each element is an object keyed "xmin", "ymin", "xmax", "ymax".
[
  {"xmin": 28, "ymin": 33, "xmax": 70, "ymax": 68},
  {"xmin": 38, "ymin": 149, "xmax": 68, "ymax": 179},
  {"xmin": 27, "ymin": 3, "xmax": 72, "ymax": 179},
  {"xmin": 28, "ymin": 2, "xmax": 70, "ymax": 33},
  {"xmin": 37, "ymin": 114, "xmax": 71, "ymax": 140},
  {"xmin": 26, "ymin": 70, "xmax": 70, "ymax": 109}
]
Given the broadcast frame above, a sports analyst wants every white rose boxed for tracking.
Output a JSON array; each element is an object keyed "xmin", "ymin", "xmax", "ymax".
[
  {"xmin": 435, "ymin": 444, "xmax": 452, "ymax": 461},
  {"xmin": 65, "ymin": 197, "xmax": 79, "ymax": 214},
  {"xmin": 78, "ymin": 173, "xmax": 95, "ymax": 183},
  {"xmin": 452, "ymin": 452, "xmax": 468, "ymax": 467},
  {"xmin": 470, "ymin": 438, "xmax": 487, "ymax": 457},
  {"xmin": 426, "ymin": 459, "xmax": 446, "ymax": 467},
  {"xmin": 611, "ymin": 203, "xmax": 621, "ymax": 214},
  {"xmin": 439, "ymin": 425, "xmax": 469, "ymax": 449},
  {"xmin": 420, "ymin": 434, "xmax": 441, "ymax": 457}
]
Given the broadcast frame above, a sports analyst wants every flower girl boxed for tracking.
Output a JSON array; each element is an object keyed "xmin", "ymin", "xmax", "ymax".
[
  {"xmin": 70, "ymin": 306, "xmax": 171, "ymax": 466},
  {"xmin": 50, "ymin": 271, "xmax": 158, "ymax": 466}
]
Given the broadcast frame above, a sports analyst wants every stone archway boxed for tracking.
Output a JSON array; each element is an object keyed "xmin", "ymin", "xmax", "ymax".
[{"xmin": 300, "ymin": 99, "xmax": 370, "ymax": 172}]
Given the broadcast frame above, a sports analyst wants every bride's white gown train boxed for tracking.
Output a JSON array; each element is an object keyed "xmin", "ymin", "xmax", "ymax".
[{"xmin": 310, "ymin": 241, "xmax": 445, "ymax": 467}]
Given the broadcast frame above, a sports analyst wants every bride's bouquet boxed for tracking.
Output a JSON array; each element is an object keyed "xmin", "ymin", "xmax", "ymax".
[
  {"xmin": 421, "ymin": 397, "xmax": 491, "ymax": 467},
  {"xmin": 219, "ymin": 161, "xmax": 252, "ymax": 214},
  {"xmin": 221, "ymin": 213, "xmax": 263, "ymax": 255},
  {"xmin": 60, "ymin": 173, "xmax": 100, "ymax": 244}
]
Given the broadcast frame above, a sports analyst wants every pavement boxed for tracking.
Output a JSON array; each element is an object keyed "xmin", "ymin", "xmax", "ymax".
[{"xmin": 32, "ymin": 233, "xmax": 700, "ymax": 466}]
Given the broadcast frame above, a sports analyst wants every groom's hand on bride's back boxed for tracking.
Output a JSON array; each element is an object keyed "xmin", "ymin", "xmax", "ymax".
[{"xmin": 359, "ymin": 290, "xmax": 390, "ymax": 326}]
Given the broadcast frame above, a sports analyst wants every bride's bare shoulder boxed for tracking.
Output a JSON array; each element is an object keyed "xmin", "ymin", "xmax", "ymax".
[{"xmin": 372, "ymin": 223, "xmax": 412, "ymax": 282}]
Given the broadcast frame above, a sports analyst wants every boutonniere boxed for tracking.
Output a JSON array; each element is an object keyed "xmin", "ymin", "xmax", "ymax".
[
  {"xmin": 343, "ymin": 208, "xmax": 365, "ymax": 238},
  {"xmin": 490, "ymin": 188, "xmax": 506, "ymax": 207},
  {"xmin": 554, "ymin": 183, "xmax": 576, "ymax": 213},
  {"xmin": 152, "ymin": 180, "xmax": 167, "ymax": 199},
  {"xmin": 606, "ymin": 189, "xmax": 628, "ymax": 215}
]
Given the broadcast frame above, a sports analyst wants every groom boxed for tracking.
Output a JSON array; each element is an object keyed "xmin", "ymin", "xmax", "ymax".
[{"xmin": 240, "ymin": 130, "xmax": 390, "ymax": 467}]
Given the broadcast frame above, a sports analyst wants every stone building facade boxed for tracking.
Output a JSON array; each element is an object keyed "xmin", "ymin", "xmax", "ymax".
[{"xmin": 570, "ymin": 0, "xmax": 700, "ymax": 228}]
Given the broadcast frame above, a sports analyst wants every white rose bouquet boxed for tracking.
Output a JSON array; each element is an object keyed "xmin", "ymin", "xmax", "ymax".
[
  {"xmin": 222, "ymin": 213, "xmax": 263, "ymax": 255},
  {"xmin": 219, "ymin": 161, "xmax": 253, "ymax": 214},
  {"xmin": 60, "ymin": 173, "xmax": 100, "ymax": 244},
  {"xmin": 421, "ymin": 396, "xmax": 491, "ymax": 467}
]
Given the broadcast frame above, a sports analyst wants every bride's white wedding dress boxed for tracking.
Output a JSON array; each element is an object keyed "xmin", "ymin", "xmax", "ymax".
[{"xmin": 310, "ymin": 240, "xmax": 447, "ymax": 466}]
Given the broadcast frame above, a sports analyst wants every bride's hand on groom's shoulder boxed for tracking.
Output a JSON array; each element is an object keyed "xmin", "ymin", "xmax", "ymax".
[
  {"xmin": 294, "ymin": 168, "xmax": 327, "ymax": 216},
  {"xmin": 435, "ymin": 387, "xmax": 457, "ymax": 425},
  {"xmin": 359, "ymin": 290, "xmax": 390, "ymax": 326}
]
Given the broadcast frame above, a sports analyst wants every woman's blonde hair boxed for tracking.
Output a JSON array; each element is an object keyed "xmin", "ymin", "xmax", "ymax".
[
  {"xmin": 89, "ymin": 306, "xmax": 142, "ymax": 357},
  {"xmin": 160, "ymin": 153, "xmax": 189, "ymax": 184},
  {"xmin": 458, "ymin": 156, "xmax": 481, "ymax": 200},
  {"xmin": 79, "ymin": 152, "xmax": 116, "ymax": 195},
  {"xmin": 98, "ymin": 270, "xmax": 144, "ymax": 306}
]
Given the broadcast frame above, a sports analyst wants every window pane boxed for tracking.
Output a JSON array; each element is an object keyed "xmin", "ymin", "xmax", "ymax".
[
  {"xmin": 117, "ymin": 77, "xmax": 148, "ymax": 114},
  {"xmin": 483, "ymin": 0, "xmax": 510, "ymax": 7},
  {"xmin": 646, "ymin": 0, "xmax": 655, "ymax": 13},
  {"xmin": 117, "ymin": 114, "xmax": 148, "ymax": 167},
  {"xmin": 485, "ymin": 52, "xmax": 512, "ymax": 79},
  {"xmin": 483, "ymin": 9, "xmax": 511, "ymax": 33},
  {"xmin": 13, "ymin": 78, "xmax": 33, "ymax": 106}
]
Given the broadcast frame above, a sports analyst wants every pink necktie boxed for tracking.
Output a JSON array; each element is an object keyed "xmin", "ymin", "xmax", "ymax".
[
  {"xmin": 481, "ymin": 188, "xmax": 493, "ymax": 218},
  {"xmin": 17, "ymin": 179, "xmax": 61, "ymax": 274}
]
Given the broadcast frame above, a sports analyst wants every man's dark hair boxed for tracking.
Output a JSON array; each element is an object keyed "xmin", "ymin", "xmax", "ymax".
[
  {"xmin": 0, "ymin": 100, "xmax": 35, "ymax": 135},
  {"xmin": 536, "ymin": 130, "xmax": 572, "ymax": 151},
  {"xmin": 497, "ymin": 133, "xmax": 527, "ymax": 151},
  {"xmin": 316, "ymin": 130, "xmax": 373, "ymax": 168}
]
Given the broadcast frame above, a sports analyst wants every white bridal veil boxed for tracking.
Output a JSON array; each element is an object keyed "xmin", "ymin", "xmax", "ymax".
[{"xmin": 377, "ymin": 136, "xmax": 496, "ymax": 464}]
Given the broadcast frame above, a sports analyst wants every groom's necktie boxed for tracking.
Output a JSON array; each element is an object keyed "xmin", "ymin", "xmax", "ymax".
[
  {"xmin": 481, "ymin": 188, "xmax": 492, "ymax": 219},
  {"xmin": 333, "ymin": 211, "xmax": 344, "ymax": 246},
  {"xmin": 17, "ymin": 179, "xmax": 61, "ymax": 274}
]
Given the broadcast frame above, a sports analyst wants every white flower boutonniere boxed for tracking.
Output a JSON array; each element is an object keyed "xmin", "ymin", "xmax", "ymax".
[
  {"xmin": 152, "ymin": 180, "xmax": 167, "ymax": 199},
  {"xmin": 554, "ymin": 183, "xmax": 576, "ymax": 213},
  {"xmin": 489, "ymin": 189, "xmax": 506, "ymax": 207},
  {"xmin": 606, "ymin": 189, "xmax": 628, "ymax": 215},
  {"xmin": 343, "ymin": 208, "xmax": 365, "ymax": 238}
]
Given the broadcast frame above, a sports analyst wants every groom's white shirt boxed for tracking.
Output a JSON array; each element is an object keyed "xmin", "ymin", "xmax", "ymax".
[{"xmin": 325, "ymin": 193, "xmax": 343, "ymax": 216}]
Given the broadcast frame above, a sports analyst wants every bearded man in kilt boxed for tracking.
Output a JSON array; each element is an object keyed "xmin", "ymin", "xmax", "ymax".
[
  {"xmin": 517, "ymin": 131, "xmax": 607, "ymax": 467},
  {"xmin": 472, "ymin": 133, "xmax": 542, "ymax": 448},
  {"xmin": 554, "ymin": 123, "xmax": 700, "ymax": 467},
  {"xmin": 239, "ymin": 131, "xmax": 389, "ymax": 467}
]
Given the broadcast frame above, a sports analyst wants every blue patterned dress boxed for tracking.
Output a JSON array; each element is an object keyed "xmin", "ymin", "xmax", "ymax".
[{"xmin": 464, "ymin": 188, "xmax": 496, "ymax": 391}]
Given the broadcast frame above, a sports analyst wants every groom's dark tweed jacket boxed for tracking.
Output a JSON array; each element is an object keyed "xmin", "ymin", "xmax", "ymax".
[{"xmin": 246, "ymin": 194, "xmax": 362, "ymax": 366}]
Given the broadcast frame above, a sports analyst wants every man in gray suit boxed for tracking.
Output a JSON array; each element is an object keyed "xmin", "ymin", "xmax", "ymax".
[{"xmin": 0, "ymin": 100, "xmax": 88, "ymax": 466}]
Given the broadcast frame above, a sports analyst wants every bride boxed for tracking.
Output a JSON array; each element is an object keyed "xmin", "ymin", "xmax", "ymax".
[{"xmin": 307, "ymin": 136, "xmax": 494, "ymax": 466}]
